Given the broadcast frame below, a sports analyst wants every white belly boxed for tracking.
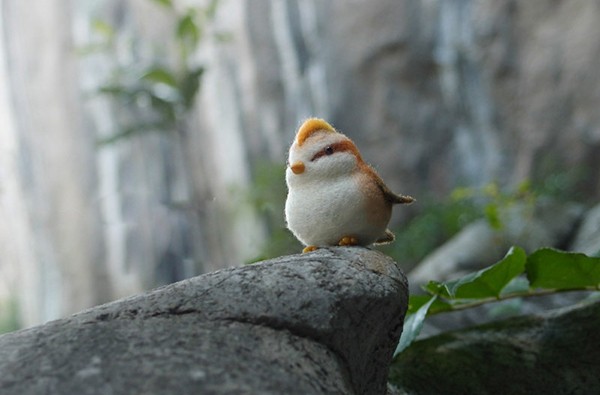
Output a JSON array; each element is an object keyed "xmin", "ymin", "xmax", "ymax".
[{"xmin": 285, "ymin": 174, "xmax": 385, "ymax": 246}]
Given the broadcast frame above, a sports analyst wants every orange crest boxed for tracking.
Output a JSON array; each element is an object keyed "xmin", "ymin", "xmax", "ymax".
[{"xmin": 296, "ymin": 118, "xmax": 336, "ymax": 146}]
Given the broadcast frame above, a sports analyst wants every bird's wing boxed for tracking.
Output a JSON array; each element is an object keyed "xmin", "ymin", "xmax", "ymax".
[
  {"xmin": 368, "ymin": 166, "xmax": 415, "ymax": 205},
  {"xmin": 374, "ymin": 229, "xmax": 395, "ymax": 245}
]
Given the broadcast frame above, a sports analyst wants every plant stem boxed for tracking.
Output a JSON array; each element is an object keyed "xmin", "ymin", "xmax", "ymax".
[{"xmin": 430, "ymin": 287, "xmax": 599, "ymax": 315}]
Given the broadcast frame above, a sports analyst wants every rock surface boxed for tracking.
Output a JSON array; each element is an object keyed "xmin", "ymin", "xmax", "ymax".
[
  {"xmin": 571, "ymin": 202, "xmax": 600, "ymax": 257},
  {"xmin": 390, "ymin": 299, "xmax": 600, "ymax": 395},
  {"xmin": 0, "ymin": 247, "xmax": 408, "ymax": 395}
]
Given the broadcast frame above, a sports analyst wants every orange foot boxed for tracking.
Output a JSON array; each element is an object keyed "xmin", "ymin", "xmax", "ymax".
[
  {"xmin": 302, "ymin": 245, "xmax": 318, "ymax": 253},
  {"xmin": 338, "ymin": 236, "xmax": 359, "ymax": 246}
]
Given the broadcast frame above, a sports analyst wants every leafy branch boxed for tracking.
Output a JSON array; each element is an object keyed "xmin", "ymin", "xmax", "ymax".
[
  {"xmin": 84, "ymin": 0, "xmax": 227, "ymax": 145},
  {"xmin": 395, "ymin": 246, "xmax": 600, "ymax": 355}
]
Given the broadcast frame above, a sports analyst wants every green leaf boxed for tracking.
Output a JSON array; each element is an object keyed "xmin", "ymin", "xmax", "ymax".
[
  {"xmin": 425, "ymin": 297, "xmax": 453, "ymax": 315},
  {"xmin": 146, "ymin": 92, "xmax": 177, "ymax": 122},
  {"xmin": 407, "ymin": 294, "xmax": 435, "ymax": 314},
  {"xmin": 91, "ymin": 19, "xmax": 115, "ymax": 38},
  {"xmin": 97, "ymin": 84, "xmax": 141, "ymax": 101},
  {"xmin": 396, "ymin": 246, "xmax": 600, "ymax": 360},
  {"xmin": 141, "ymin": 68, "xmax": 178, "ymax": 88},
  {"xmin": 449, "ymin": 246, "xmax": 527, "ymax": 298},
  {"xmin": 526, "ymin": 248, "xmax": 600, "ymax": 289},
  {"xmin": 177, "ymin": 12, "xmax": 200, "ymax": 48},
  {"xmin": 395, "ymin": 296, "xmax": 437, "ymax": 356},
  {"xmin": 150, "ymin": 0, "xmax": 174, "ymax": 9},
  {"xmin": 180, "ymin": 67, "xmax": 205, "ymax": 109},
  {"xmin": 204, "ymin": 0, "xmax": 220, "ymax": 19},
  {"xmin": 516, "ymin": 179, "xmax": 532, "ymax": 195},
  {"xmin": 482, "ymin": 182, "xmax": 500, "ymax": 198},
  {"xmin": 450, "ymin": 186, "xmax": 475, "ymax": 201},
  {"xmin": 421, "ymin": 246, "xmax": 526, "ymax": 301},
  {"xmin": 422, "ymin": 280, "xmax": 451, "ymax": 298},
  {"xmin": 98, "ymin": 85, "xmax": 128, "ymax": 96},
  {"xmin": 484, "ymin": 203, "xmax": 503, "ymax": 229},
  {"xmin": 96, "ymin": 127, "xmax": 144, "ymax": 145},
  {"xmin": 96, "ymin": 122, "xmax": 171, "ymax": 146}
]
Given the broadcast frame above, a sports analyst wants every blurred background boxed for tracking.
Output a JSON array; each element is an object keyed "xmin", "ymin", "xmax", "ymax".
[{"xmin": 1, "ymin": 0, "xmax": 600, "ymax": 333}]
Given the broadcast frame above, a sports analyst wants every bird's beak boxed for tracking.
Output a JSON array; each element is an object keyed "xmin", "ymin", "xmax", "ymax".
[{"xmin": 290, "ymin": 161, "xmax": 305, "ymax": 175}]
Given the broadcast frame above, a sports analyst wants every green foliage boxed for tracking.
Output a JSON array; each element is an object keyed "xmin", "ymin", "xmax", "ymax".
[
  {"xmin": 150, "ymin": 0, "xmax": 174, "ymax": 8},
  {"xmin": 384, "ymin": 180, "xmax": 539, "ymax": 268},
  {"xmin": 451, "ymin": 180, "xmax": 536, "ymax": 230},
  {"xmin": 527, "ymin": 249, "xmax": 600, "ymax": 289},
  {"xmin": 0, "ymin": 298, "xmax": 20, "ymax": 335},
  {"xmin": 425, "ymin": 246, "xmax": 526, "ymax": 299},
  {"xmin": 381, "ymin": 198, "xmax": 480, "ymax": 267},
  {"xmin": 241, "ymin": 161, "xmax": 301, "ymax": 262},
  {"xmin": 83, "ymin": 0, "xmax": 226, "ymax": 145},
  {"xmin": 395, "ymin": 246, "xmax": 600, "ymax": 356},
  {"xmin": 395, "ymin": 295, "xmax": 437, "ymax": 354}
]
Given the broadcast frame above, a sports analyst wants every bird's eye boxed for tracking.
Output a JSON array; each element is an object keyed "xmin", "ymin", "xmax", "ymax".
[{"xmin": 310, "ymin": 145, "xmax": 337, "ymax": 162}]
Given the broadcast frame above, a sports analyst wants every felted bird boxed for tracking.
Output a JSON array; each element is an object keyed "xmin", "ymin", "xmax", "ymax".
[{"xmin": 285, "ymin": 118, "xmax": 414, "ymax": 253}]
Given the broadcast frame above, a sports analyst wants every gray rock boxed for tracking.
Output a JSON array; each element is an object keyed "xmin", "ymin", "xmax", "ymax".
[
  {"xmin": 0, "ymin": 247, "xmax": 408, "ymax": 395},
  {"xmin": 570, "ymin": 203, "xmax": 600, "ymax": 256},
  {"xmin": 390, "ymin": 299, "xmax": 600, "ymax": 395}
]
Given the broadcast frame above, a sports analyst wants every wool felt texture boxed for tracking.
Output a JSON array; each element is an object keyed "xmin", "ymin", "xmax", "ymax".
[{"xmin": 286, "ymin": 124, "xmax": 389, "ymax": 246}]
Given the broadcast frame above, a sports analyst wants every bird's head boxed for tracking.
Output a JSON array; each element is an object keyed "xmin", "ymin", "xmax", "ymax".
[{"xmin": 286, "ymin": 118, "xmax": 363, "ymax": 185}]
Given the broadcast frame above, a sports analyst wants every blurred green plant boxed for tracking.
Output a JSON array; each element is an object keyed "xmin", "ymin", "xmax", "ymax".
[
  {"xmin": 450, "ymin": 180, "xmax": 536, "ymax": 230},
  {"xmin": 241, "ymin": 161, "xmax": 301, "ymax": 262},
  {"xmin": 395, "ymin": 246, "xmax": 600, "ymax": 356},
  {"xmin": 381, "ymin": 197, "xmax": 480, "ymax": 267},
  {"xmin": 82, "ymin": 0, "xmax": 228, "ymax": 144},
  {"xmin": 383, "ymin": 180, "xmax": 536, "ymax": 269},
  {"xmin": 0, "ymin": 298, "xmax": 20, "ymax": 335}
]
